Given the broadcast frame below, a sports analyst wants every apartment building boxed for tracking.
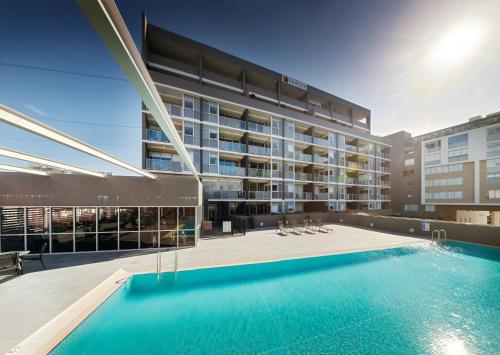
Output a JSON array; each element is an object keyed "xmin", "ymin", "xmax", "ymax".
[
  {"xmin": 141, "ymin": 16, "xmax": 391, "ymax": 223},
  {"xmin": 386, "ymin": 112, "xmax": 500, "ymax": 221}
]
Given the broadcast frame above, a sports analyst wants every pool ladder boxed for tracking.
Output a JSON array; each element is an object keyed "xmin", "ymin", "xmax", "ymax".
[
  {"xmin": 431, "ymin": 229, "xmax": 447, "ymax": 245},
  {"xmin": 156, "ymin": 249, "xmax": 179, "ymax": 279}
]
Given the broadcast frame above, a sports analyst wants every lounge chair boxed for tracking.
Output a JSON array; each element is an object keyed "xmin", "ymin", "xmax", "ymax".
[
  {"xmin": 302, "ymin": 219, "xmax": 316, "ymax": 234},
  {"xmin": 276, "ymin": 220, "xmax": 289, "ymax": 236},
  {"xmin": 0, "ymin": 252, "xmax": 23, "ymax": 275},
  {"xmin": 315, "ymin": 219, "xmax": 334, "ymax": 233},
  {"xmin": 23, "ymin": 242, "xmax": 47, "ymax": 269},
  {"xmin": 291, "ymin": 220, "xmax": 305, "ymax": 234}
]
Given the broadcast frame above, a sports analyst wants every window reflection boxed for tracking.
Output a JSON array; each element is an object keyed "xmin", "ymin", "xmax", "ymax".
[
  {"xmin": 179, "ymin": 207, "xmax": 195, "ymax": 230},
  {"xmin": 98, "ymin": 208, "xmax": 118, "ymax": 232},
  {"xmin": 52, "ymin": 233, "xmax": 73, "ymax": 253},
  {"xmin": 140, "ymin": 231, "xmax": 158, "ymax": 249},
  {"xmin": 75, "ymin": 208, "xmax": 96, "ymax": 233},
  {"xmin": 51, "ymin": 208, "xmax": 73, "ymax": 234},
  {"xmin": 75, "ymin": 233, "xmax": 96, "ymax": 252},
  {"xmin": 160, "ymin": 207, "xmax": 177, "ymax": 230},
  {"xmin": 140, "ymin": 207, "xmax": 158, "ymax": 231},
  {"xmin": 159, "ymin": 230, "xmax": 176, "ymax": 247},
  {"xmin": 99, "ymin": 232, "xmax": 118, "ymax": 251},
  {"xmin": 27, "ymin": 207, "xmax": 49, "ymax": 234},
  {"xmin": 1, "ymin": 208, "xmax": 25, "ymax": 235},
  {"xmin": 119, "ymin": 232, "xmax": 138, "ymax": 250},
  {"xmin": 119, "ymin": 207, "xmax": 138, "ymax": 231}
]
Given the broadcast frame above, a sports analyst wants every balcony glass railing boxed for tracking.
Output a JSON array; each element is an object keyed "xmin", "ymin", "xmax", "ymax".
[
  {"xmin": 295, "ymin": 152, "xmax": 313, "ymax": 162},
  {"xmin": 295, "ymin": 192, "xmax": 313, "ymax": 200},
  {"xmin": 314, "ymin": 193, "xmax": 329, "ymax": 200},
  {"xmin": 219, "ymin": 141, "xmax": 246, "ymax": 153},
  {"xmin": 295, "ymin": 132, "xmax": 313, "ymax": 144},
  {"xmin": 272, "ymin": 191, "xmax": 283, "ymax": 199},
  {"xmin": 381, "ymin": 195, "xmax": 391, "ymax": 200},
  {"xmin": 272, "ymin": 170, "xmax": 282, "ymax": 178},
  {"xmin": 247, "ymin": 168, "xmax": 271, "ymax": 178},
  {"xmin": 164, "ymin": 103, "xmax": 182, "ymax": 117},
  {"xmin": 344, "ymin": 144, "xmax": 358, "ymax": 152},
  {"xmin": 219, "ymin": 115, "xmax": 245, "ymax": 130},
  {"xmin": 248, "ymin": 121, "xmax": 270, "ymax": 135},
  {"xmin": 146, "ymin": 158, "xmax": 184, "ymax": 172},
  {"xmin": 247, "ymin": 191, "xmax": 271, "ymax": 200},
  {"xmin": 295, "ymin": 172, "xmax": 310, "ymax": 181},
  {"xmin": 346, "ymin": 194, "xmax": 358, "ymax": 200},
  {"xmin": 219, "ymin": 166, "xmax": 246, "ymax": 176},
  {"xmin": 146, "ymin": 129, "xmax": 170, "ymax": 143},
  {"xmin": 311, "ymin": 174, "xmax": 328, "ymax": 182},
  {"xmin": 380, "ymin": 181, "xmax": 391, "ymax": 187},
  {"xmin": 284, "ymin": 171, "xmax": 294, "ymax": 179},
  {"xmin": 314, "ymin": 155, "xmax": 329, "ymax": 164},
  {"xmin": 202, "ymin": 138, "xmax": 218, "ymax": 148},
  {"xmin": 313, "ymin": 137, "xmax": 329, "ymax": 146},
  {"xmin": 205, "ymin": 191, "xmax": 245, "ymax": 200},
  {"xmin": 248, "ymin": 145, "xmax": 271, "ymax": 156}
]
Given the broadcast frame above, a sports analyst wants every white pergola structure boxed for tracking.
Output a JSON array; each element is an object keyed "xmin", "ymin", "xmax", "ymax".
[
  {"xmin": 77, "ymin": 0, "xmax": 199, "ymax": 179},
  {"xmin": 0, "ymin": 163, "xmax": 48, "ymax": 176},
  {"xmin": 0, "ymin": 104, "xmax": 155, "ymax": 179},
  {"xmin": 0, "ymin": 147, "xmax": 105, "ymax": 177}
]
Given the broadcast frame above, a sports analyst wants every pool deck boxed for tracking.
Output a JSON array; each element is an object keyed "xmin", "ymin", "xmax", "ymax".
[{"xmin": 0, "ymin": 224, "xmax": 426, "ymax": 354}]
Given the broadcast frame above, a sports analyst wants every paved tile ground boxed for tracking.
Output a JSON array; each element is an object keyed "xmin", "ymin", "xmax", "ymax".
[{"xmin": 0, "ymin": 224, "xmax": 426, "ymax": 353}]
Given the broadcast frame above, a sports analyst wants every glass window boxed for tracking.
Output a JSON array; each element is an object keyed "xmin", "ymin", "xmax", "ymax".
[
  {"xmin": 119, "ymin": 207, "xmax": 138, "ymax": 231},
  {"xmin": 209, "ymin": 104, "xmax": 218, "ymax": 115},
  {"xmin": 27, "ymin": 207, "xmax": 49, "ymax": 234},
  {"xmin": 75, "ymin": 208, "xmax": 96, "ymax": 233},
  {"xmin": 98, "ymin": 232, "xmax": 118, "ymax": 251},
  {"xmin": 160, "ymin": 207, "xmax": 177, "ymax": 230},
  {"xmin": 184, "ymin": 123, "xmax": 194, "ymax": 136},
  {"xmin": 1, "ymin": 208, "xmax": 25, "ymax": 235},
  {"xmin": 404, "ymin": 204, "xmax": 418, "ymax": 212},
  {"xmin": 27, "ymin": 235, "xmax": 49, "ymax": 254},
  {"xmin": 448, "ymin": 133, "xmax": 468, "ymax": 149},
  {"xmin": 51, "ymin": 208, "xmax": 73, "ymax": 234},
  {"xmin": 404, "ymin": 158, "xmax": 414, "ymax": 166},
  {"xmin": 178, "ymin": 229, "xmax": 195, "ymax": 247},
  {"xmin": 51, "ymin": 233, "xmax": 73, "ymax": 253},
  {"xmin": 75, "ymin": 233, "xmax": 96, "ymax": 252},
  {"xmin": 159, "ymin": 230, "xmax": 177, "ymax": 248},
  {"xmin": 0, "ymin": 235, "xmax": 24, "ymax": 252},
  {"xmin": 98, "ymin": 208, "xmax": 118, "ymax": 232},
  {"xmin": 209, "ymin": 129, "xmax": 218, "ymax": 140},
  {"xmin": 184, "ymin": 97, "xmax": 194, "ymax": 110},
  {"xmin": 425, "ymin": 205, "xmax": 436, "ymax": 212},
  {"xmin": 488, "ymin": 190, "xmax": 500, "ymax": 199},
  {"xmin": 140, "ymin": 207, "xmax": 158, "ymax": 231},
  {"xmin": 140, "ymin": 231, "xmax": 158, "ymax": 249},
  {"xmin": 119, "ymin": 232, "xmax": 138, "ymax": 250},
  {"xmin": 179, "ymin": 207, "xmax": 195, "ymax": 230},
  {"xmin": 209, "ymin": 154, "xmax": 218, "ymax": 166}
]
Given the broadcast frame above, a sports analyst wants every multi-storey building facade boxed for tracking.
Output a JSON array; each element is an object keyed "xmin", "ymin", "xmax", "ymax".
[
  {"xmin": 141, "ymin": 18, "xmax": 391, "ymax": 223},
  {"xmin": 386, "ymin": 112, "xmax": 500, "ymax": 221}
]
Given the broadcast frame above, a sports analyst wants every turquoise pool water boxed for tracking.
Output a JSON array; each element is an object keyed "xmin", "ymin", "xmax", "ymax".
[{"xmin": 52, "ymin": 242, "xmax": 500, "ymax": 354}]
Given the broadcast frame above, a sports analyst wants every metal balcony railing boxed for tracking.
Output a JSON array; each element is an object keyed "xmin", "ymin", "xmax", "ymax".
[
  {"xmin": 295, "ymin": 132, "xmax": 313, "ymax": 144},
  {"xmin": 295, "ymin": 152, "xmax": 313, "ymax": 162},
  {"xmin": 314, "ymin": 193, "xmax": 329, "ymax": 200},
  {"xmin": 295, "ymin": 172, "xmax": 310, "ymax": 181},
  {"xmin": 247, "ymin": 191, "xmax": 271, "ymax": 200},
  {"xmin": 344, "ymin": 144, "xmax": 358, "ymax": 152},
  {"xmin": 205, "ymin": 191, "xmax": 245, "ymax": 200},
  {"xmin": 314, "ymin": 155, "xmax": 329, "ymax": 164},
  {"xmin": 146, "ymin": 158, "xmax": 184, "ymax": 172},
  {"xmin": 313, "ymin": 136, "xmax": 329, "ymax": 147},
  {"xmin": 272, "ymin": 170, "xmax": 282, "ymax": 178},
  {"xmin": 295, "ymin": 192, "xmax": 313, "ymax": 200}
]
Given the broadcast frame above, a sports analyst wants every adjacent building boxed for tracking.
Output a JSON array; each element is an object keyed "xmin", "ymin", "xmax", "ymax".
[
  {"xmin": 386, "ymin": 112, "xmax": 500, "ymax": 222},
  {"xmin": 141, "ymin": 17, "xmax": 392, "ymax": 223}
]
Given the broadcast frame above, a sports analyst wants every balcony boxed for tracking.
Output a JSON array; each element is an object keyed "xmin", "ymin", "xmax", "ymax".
[
  {"xmin": 248, "ymin": 145, "xmax": 271, "ymax": 156},
  {"xmin": 313, "ymin": 136, "xmax": 329, "ymax": 147},
  {"xmin": 380, "ymin": 181, "xmax": 391, "ymax": 187},
  {"xmin": 146, "ymin": 129, "xmax": 170, "ymax": 143},
  {"xmin": 146, "ymin": 158, "xmax": 184, "ymax": 172},
  {"xmin": 311, "ymin": 174, "xmax": 328, "ymax": 183},
  {"xmin": 219, "ymin": 166, "xmax": 246, "ymax": 177},
  {"xmin": 248, "ymin": 121, "xmax": 270, "ymax": 135},
  {"xmin": 272, "ymin": 170, "xmax": 282, "ymax": 178},
  {"xmin": 284, "ymin": 171, "xmax": 294, "ymax": 179},
  {"xmin": 219, "ymin": 140, "xmax": 246, "ymax": 153},
  {"xmin": 346, "ymin": 162, "xmax": 358, "ymax": 169},
  {"xmin": 247, "ymin": 191, "xmax": 271, "ymax": 200},
  {"xmin": 247, "ymin": 168, "xmax": 271, "ymax": 178},
  {"xmin": 295, "ymin": 172, "xmax": 310, "ymax": 181},
  {"xmin": 219, "ymin": 115, "xmax": 245, "ymax": 130},
  {"xmin": 284, "ymin": 192, "xmax": 295, "ymax": 199},
  {"xmin": 358, "ymin": 179, "xmax": 374, "ymax": 186},
  {"xmin": 313, "ymin": 154, "xmax": 329, "ymax": 164},
  {"xmin": 295, "ymin": 132, "xmax": 313, "ymax": 144},
  {"xmin": 344, "ymin": 144, "xmax": 358, "ymax": 153},
  {"xmin": 346, "ymin": 194, "xmax": 358, "ymax": 200},
  {"xmin": 295, "ymin": 192, "xmax": 313, "ymax": 200},
  {"xmin": 345, "ymin": 177, "xmax": 357, "ymax": 185},
  {"xmin": 164, "ymin": 103, "xmax": 182, "ymax": 117},
  {"xmin": 272, "ymin": 191, "xmax": 283, "ymax": 199},
  {"xmin": 295, "ymin": 152, "xmax": 313, "ymax": 162},
  {"xmin": 381, "ymin": 195, "xmax": 391, "ymax": 200},
  {"xmin": 380, "ymin": 166, "xmax": 390, "ymax": 173},
  {"xmin": 314, "ymin": 193, "xmax": 329, "ymax": 200},
  {"xmin": 206, "ymin": 191, "xmax": 245, "ymax": 200}
]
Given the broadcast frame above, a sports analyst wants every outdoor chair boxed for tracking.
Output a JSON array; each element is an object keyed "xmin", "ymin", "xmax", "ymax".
[
  {"xmin": 0, "ymin": 252, "xmax": 23, "ymax": 275},
  {"xmin": 23, "ymin": 242, "xmax": 47, "ymax": 269},
  {"xmin": 276, "ymin": 220, "xmax": 289, "ymax": 236},
  {"xmin": 291, "ymin": 220, "xmax": 305, "ymax": 234},
  {"xmin": 315, "ymin": 219, "xmax": 334, "ymax": 233},
  {"xmin": 302, "ymin": 219, "xmax": 316, "ymax": 234}
]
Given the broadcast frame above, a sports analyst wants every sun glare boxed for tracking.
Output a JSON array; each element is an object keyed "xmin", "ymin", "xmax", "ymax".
[{"xmin": 427, "ymin": 21, "xmax": 486, "ymax": 68}]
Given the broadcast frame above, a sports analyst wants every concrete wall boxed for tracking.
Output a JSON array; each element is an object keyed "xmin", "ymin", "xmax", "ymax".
[
  {"xmin": 329, "ymin": 213, "xmax": 500, "ymax": 247},
  {"xmin": 0, "ymin": 173, "xmax": 201, "ymax": 207}
]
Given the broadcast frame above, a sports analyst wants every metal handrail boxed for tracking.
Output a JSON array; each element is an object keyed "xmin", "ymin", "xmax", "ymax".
[
  {"xmin": 431, "ymin": 230, "xmax": 440, "ymax": 244},
  {"xmin": 439, "ymin": 229, "xmax": 447, "ymax": 244}
]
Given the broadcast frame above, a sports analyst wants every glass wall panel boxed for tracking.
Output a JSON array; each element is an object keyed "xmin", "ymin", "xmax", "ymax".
[
  {"xmin": 1, "ymin": 208, "xmax": 25, "ymax": 235},
  {"xmin": 140, "ymin": 207, "xmax": 158, "ymax": 231},
  {"xmin": 75, "ymin": 208, "xmax": 96, "ymax": 233},
  {"xmin": 119, "ymin": 208, "xmax": 139, "ymax": 231},
  {"xmin": 179, "ymin": 207, "xmax": 195, "ymax": 229},
  {"xmin": 119, "ymin": 232, "xmax": 138, "ymax": 250},
  {"xmin": 98, "ymin": 208, "xmax": 118, "ymax": 232},
  {"xmin": 51, "ymin": 208, "xmax": 73, "ymax": 234},
  {"xmin": 140, "ymin": 231, "xmax": 158, "ymax": 249},
  {"xmin": 27, "ymin": 207, "xmax": 49, "ymax": 234},
  {"xmin": 51, "ymin": 233, "xmax": 73, "ymax": 253},
  {"xmin": 160, "ymin": 207, "xmax": 177, "ymax": 230},
  {"xmin": 0, "ymin": 235, "xmax": 23, "ymax": 252},
  {"xmin": 178, "ymin": 229, "xmax": 195, "ymax": 246},
  {"xmin": 75, "ymin": 233, "xmax": 96, "ymax": 252},
  {"xmin": 159, "ymin": 230, "xmax": 177, "ymax": 248},
  {"xmin": 98, "ymin": 232, "xmax": 118, "ymax": 251},
  {"xmin": 27, "ymin": 234, "xmax": 49, "ymax": 254}
]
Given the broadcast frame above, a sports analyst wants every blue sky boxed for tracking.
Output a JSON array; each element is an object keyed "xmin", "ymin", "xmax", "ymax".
[{"xmin": 1, "ymin": 0, "xmax": 499, "ymax": 174}]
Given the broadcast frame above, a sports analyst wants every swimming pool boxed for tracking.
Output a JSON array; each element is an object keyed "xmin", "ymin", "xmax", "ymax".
[{"xmin": 52, "ymin": 242, "xmax": 499, "ymax": 354}]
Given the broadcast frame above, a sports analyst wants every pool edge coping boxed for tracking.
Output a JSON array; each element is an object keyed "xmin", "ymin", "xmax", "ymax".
[{"xmin": 7, "ymin": 269, "xmax": 131, "ymax": 355}]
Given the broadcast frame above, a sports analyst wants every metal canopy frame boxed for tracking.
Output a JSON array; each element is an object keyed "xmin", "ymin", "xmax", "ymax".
[
  {"xmin": 77, "ymin": 0, "xmax": 199, "ymax": 179},
  {"xmin": 0, "ymin": 147, "xmax": 105, "ymax": 178},
  {"xmin": 0, "ymin": 104, "xmax": 155, "ymax": 179},
  {"xmin": 0, "ymin": 163, "xmax": 48, "ymax": 176}
]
